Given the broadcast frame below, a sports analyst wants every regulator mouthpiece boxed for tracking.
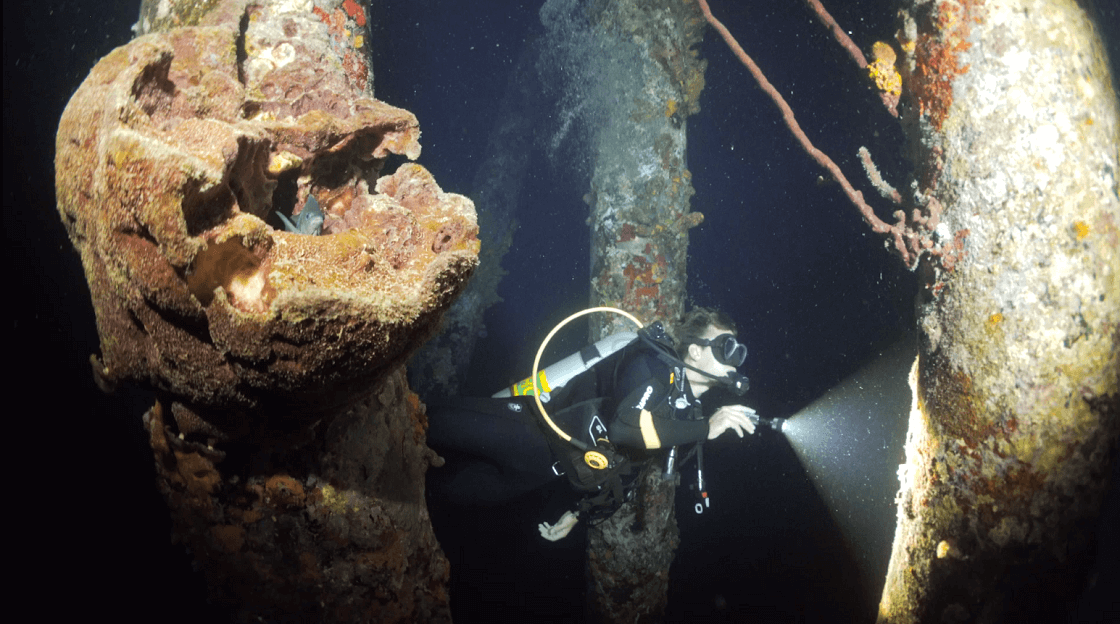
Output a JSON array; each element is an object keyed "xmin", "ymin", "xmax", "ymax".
[{"xmin": 725, "ymin": 372, "xmax": 750, "ymax": 396}]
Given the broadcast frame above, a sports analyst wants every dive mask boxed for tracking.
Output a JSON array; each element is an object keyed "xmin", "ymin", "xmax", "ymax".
[{"xmin": 696, "ymin": 333, "xmax": 747, "ymax": 367}]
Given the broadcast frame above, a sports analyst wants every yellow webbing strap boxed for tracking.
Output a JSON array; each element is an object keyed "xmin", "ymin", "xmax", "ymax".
[{"xmin": 638, "ymin": 409, "xmax": 662, "ymax": 449}]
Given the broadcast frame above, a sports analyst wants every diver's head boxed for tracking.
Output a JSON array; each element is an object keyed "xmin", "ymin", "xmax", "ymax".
[{"xmin": 675, "ymin": 307, "xmax": 747, "ymax": 395}]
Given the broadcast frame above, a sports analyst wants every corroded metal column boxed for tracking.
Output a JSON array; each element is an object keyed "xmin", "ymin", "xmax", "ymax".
[
  {"xmin": 56, "ymin": 1, "xmax": 476, "ymax": 620},
  {"xmin": 580, "ymin": 0, "xmax": 707, "ymax": 621},
  {"xmin": 586, "ymin": 0, "xmax": 706, "ymax": 339},
  {"xmin": 879, "ymin": 0, "xmax": 1120, "ymax": 621}
]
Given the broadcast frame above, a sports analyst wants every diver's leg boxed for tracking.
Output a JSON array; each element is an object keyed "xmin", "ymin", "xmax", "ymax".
[
  {"xmin": 426, "ymin": 397, "xmax": 559, "ymax": 502},
  {"xmin": 426, "ymin": 397, "xmax": 556, "ymax": 475},
  {"xmin": 430, "ymin": 457, "xmax": 558, "ymax": 505}
]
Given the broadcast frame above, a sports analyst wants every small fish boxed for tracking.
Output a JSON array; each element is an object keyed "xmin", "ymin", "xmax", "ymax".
[{"xmin": 278, "ymin": 194, "xmax": 324, "ymax": 235}]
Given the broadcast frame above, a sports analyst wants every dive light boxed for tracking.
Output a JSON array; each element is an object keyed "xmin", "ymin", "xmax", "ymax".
[{"xmin": 749, "ymin": 413, "xmax": 786, "ymax": 432}]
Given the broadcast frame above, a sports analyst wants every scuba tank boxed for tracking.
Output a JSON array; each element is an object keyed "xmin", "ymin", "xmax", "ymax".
[{"xmin": 493, "ymin": 330, "xmax": 639, "ymax": 400}]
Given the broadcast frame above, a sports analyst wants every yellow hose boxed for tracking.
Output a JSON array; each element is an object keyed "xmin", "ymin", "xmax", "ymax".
[{"xmin": 531, "ymin": 307, "xmax": 643, "ymax": 444}]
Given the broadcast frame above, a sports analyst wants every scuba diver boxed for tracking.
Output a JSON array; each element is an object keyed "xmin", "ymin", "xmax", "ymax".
[{"xmin": 425, "ymin": 306, "xmax": 771, "ymax": 541}]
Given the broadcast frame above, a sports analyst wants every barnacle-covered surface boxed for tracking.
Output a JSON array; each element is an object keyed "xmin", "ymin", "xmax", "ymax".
[
  {"xmin": 587, "ymin": 463, "xmax": 681, "ymax": 623},
  {"xmin": 56, "ymin": 24, "xmax": 479, "ymax": 438},
  {"xmin": 144, "ymin": 370, "xmax": 450, "ymax": 622},
  {"xmin": 56, "ymin": 5, "xmax": 474, "ymax": 620},
  {"xmin": 880, "ymin": 0, "xmax": 1120, "ymax": 622}
]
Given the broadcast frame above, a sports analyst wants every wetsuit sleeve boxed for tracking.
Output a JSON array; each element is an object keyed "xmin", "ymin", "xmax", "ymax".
[{"xmin": 609, "ymin": 379, "xmax": 709, "ymax": 449}]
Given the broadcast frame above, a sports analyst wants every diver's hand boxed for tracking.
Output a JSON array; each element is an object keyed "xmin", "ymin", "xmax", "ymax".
[
  {"xmin": 708, "ymin": 405, "xmax": 757, "ymax": 440},
  {"xmin": 539, "ymin": 510, "xmax": 579, "ymax": 541}
]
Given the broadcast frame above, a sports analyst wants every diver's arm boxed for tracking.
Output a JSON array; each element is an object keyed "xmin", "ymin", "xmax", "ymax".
[{"xmin": 610, "ymin": 382, "xmax": 709, "ymax": 449}]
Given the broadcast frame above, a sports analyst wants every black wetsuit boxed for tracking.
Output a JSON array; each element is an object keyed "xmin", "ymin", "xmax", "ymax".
[
  {"xmin": 608, "ymin": 350, "xmax": 709, "ymax": 450},
  {"xmin": 425, "ymin": 345, "xmax": 708, "ymax": 504},
  {"xmin": 425, "ymin": 396, "xmax": 558, "ymax": 504}
]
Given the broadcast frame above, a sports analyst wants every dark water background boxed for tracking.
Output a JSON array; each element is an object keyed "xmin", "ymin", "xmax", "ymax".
[{"xmin": 5, "ymin": 1, "xmax": 1117, "ymax": 622}]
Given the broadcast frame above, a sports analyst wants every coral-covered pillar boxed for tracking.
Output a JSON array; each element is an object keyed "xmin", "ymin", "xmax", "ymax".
[
  {"xmin": 879, "ymin": 0, "xmax": 1120, "ymax": 621},
  {"xmin": 56, "ymin": 1, "xmax": 476, "ymax": 620},
  {"xmin": 578, "ymin": 0, "xmax": 707, "ymax": 621},
  {"xmin": 587, "ymin": 1, "xmax": 706, "ymax": 340}
]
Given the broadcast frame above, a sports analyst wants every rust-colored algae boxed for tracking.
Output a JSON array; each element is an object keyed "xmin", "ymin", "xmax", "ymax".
[{"xmin": 903, "ymin": 0, "xmax": 980, "ymax": 132}]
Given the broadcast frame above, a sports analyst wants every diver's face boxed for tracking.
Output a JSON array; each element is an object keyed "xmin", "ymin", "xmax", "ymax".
[{"xmin": 685, "ymin": 325, "xmax": 739, "ymax": 387}]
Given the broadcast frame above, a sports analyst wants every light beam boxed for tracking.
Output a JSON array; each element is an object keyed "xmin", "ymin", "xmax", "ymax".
[{"xmin": 780, "ymin": 337, "xmax": 915, "ymax": 601}]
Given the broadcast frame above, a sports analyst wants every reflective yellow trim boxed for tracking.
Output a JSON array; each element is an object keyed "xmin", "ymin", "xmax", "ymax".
[{"xmin": 639, "ymin": 409, "xmax": 662, "ymax": 449}]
